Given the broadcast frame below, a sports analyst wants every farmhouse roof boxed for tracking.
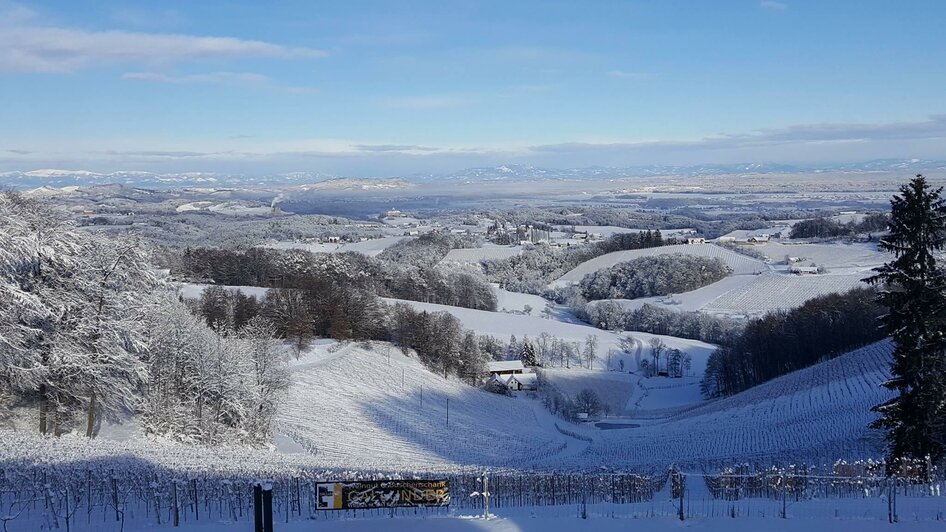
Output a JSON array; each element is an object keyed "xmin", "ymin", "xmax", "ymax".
[{"xmin": 487, "ymin": 360, "xmax": 525, "ymax": 373}]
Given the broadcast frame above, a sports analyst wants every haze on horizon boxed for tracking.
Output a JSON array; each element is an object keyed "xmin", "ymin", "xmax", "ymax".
[{"xmin": 2, "ymin": 0, "xmax": 946, "ymax": 177}]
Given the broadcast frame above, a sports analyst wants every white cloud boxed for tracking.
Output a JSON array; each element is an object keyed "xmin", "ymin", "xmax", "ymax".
[
  {"xmin": 760, "ymin": 1, "xmax": 788, "ymax": 10},
  {"xmin": 0, "ymin": 26, "xmax": 327, "ymax": 73},
  {"xmin": 123, "ymin": 71, "xmax": 269, "ymax": 85},
  {"xmin": 7, "ymin": 116, "xmax": 946, "ymax": 174}
]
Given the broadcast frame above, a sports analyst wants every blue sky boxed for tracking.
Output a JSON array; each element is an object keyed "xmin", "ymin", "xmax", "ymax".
[{"xmin": 2, "ymin": 0, "xmax": 946, "ymax": 176}]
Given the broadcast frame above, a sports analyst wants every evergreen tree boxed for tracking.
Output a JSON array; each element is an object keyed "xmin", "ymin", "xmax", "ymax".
[
  {"xmin": 867, "ymin": 175, "xmax": 946, "ymax": 463},
  {"xmin": 520, "ymin": 341, "xmax": 538, "ymax": 367},
  {"xmin": 506, "ymin": 335, "xmax": 519, "ymax": 361}
]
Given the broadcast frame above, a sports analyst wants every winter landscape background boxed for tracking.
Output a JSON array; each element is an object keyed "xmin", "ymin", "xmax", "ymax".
[{"xmin": 4, "ymin": 1, "xmax": 946, "ymax": 530}]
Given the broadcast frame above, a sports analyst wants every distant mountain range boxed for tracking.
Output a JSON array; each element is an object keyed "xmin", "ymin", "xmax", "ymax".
[{"xmin": 3, "ymin": 159, "xmax": 946, "ymax": 189}]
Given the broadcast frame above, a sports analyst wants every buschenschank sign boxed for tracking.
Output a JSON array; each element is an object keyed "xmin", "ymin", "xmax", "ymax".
[{"xmin": 315, "ymin": 480, "xmax": 450, "ymax": 510}]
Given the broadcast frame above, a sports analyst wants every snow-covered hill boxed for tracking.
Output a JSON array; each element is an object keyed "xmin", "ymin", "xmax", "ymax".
[
  {"xmin": 563, "ymin": 340, "xmax": 894, "ymax": 468},
  {"xmin": 277, "ymin": 342, "xmax": 575, "ymax": 470},
  {"xmin": 552, "ymin": 243, "xmax": 769, "ymax": 287}
]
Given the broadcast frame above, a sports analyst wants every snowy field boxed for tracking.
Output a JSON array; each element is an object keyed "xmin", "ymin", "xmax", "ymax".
[
  {"xmin": 440, "ymin": 246, "xmax": 522, "ymax": 265},
  {"xmin": 175, "ymin": 282, "xmax": 270, "ymax": 300},
  {"xmin": 701, "ymin": 272, "xmax": 868, "ymax": 316},
  {"xmin": 264, "ymin": 236, "xmax": 408, "ymax": 257},
  {"xmin": 494, "ymin": 286, "xmax": 552, "ymax": 315},
  {"xmin": 553, "ymin": 225, "xmax": 696, "ymax": 238},
  {"xmin": 597, "ymin": 272, "xmax": 871, "ymax": 318},
  {"xmin": 174, "ymin": 517, "xmax": 946, "ymax": 532},
  {"xmin": 382, "ymin": 297, "xmax": 717, "ymax": 374},
  {"xmin": 552, "ymin": 244, "xmax": 768, "ymax": 286},
  {"xmin": 277, "ymin": 342, "xmax": 575, "ymax": 470},
  {"xmin": 752, "ymin": 241, "xmax": 890, "ymax": 273},
  {"xmin": 564, "ymin": 340, "xmax": 895, "ymax": 469}
]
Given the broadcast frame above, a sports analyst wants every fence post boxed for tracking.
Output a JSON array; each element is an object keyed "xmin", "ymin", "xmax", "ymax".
[
  {"xmin": 111, "ymin": 475, "xmax": 119, "ymax": 522},
  {"xmin": 254, "ymin": 485, "xmax": 263, "ymax": 532},
  {"xmin": 172, "ymin": 481, "xmax": 180, "ymax": 527},
  {"xmin": 678, "ymin": 472, "xmax": 685, "ymax": 521},
  {"xmin": 262, "ymin": 485, "xmax": 274, "ymax": 532}
]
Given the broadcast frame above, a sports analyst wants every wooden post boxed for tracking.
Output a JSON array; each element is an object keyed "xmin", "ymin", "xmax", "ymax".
[
  {"xmin": 678, "ymin": 472, "xmax": 685, "ymax": 521},
  {"xmin": 254, "ymin": 485, "xmax": 263, "ymax": 532},
  {"xmin": 262, "ymin": 486, "xmax": 274, "ymax": 532},
  {"xmin": 111, "ymin": 475, "xmax": 119, "ymax": 522},
  {"xmin": 172, "ymin": 481, "xmax": 180, "ymax": 527},
  {"xmin": 192, "ymin": 479, "xmax": 199, "ymax": 521}
]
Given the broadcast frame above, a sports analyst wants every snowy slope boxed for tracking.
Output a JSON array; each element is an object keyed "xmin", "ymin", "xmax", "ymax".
[
  {"xmin": 553, "ymin": 244, "xmax": 768, "ymax": 286},
  {"xmin": 265, "ymin": 236, "xmax": 407, "ymax": 257},
  {"xmin": 563, "ymin": 340, "xmax": 894, "ymax": 468},
  {"xmin": 701, "ymin": 272, "xmax": 867, "ymax": 316},
  {"xmin": 440, "ymin": 246, "xmax": 522, "ymax": 264},
  {"xmin": 382, "ymin": 298, "xmax": 717, "ymax": 374},
  {"xmin": 277, "ymin": 342, "xmax": 573, "ymax": 470},
  {"xmin": 753, "ymin": 242, "xmax": 890, "ymax": 273},
  {"xmin": 594, "ymin": 272, "xmax": 869, "ymax": 318}
]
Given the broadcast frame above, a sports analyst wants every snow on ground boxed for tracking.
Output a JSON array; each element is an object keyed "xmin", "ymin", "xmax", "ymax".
[
  {"xmin": 150, "ymin": 513, "xmax": 946, "ymax": 532},
  {"xmin": 175, "ymin": 201, "xmax": 273, "ymax": 216},
  {"xmin": 176, "ymin": 283, "xmax": 270, "ymax": 300},
  {"xmin": 383, "ymin": 298, "xmax": 717, "ymax": 375},
  {"xmin": 716, "ymin": 226, "xmax": 794, "ymax": 241},
  {"xmin": 701, "ymin": 272, "xmax": 867, "ymax": 316},
  {"xmin": 753, "ymin": 241, "xmax": 889, "ymax": 273},
  {"xmin": 589, "ymin": 275, "xmax": 757, "ymax": 314},
  {"xmin": 563, "ymin": 340, "xmax": 894, "ymax": 469},
  {"xmin": 593, "ymin": 272, "xmax": 869, "ymax": 318},
  {"xmin": 494, "ymin": 285, "xmax": 552, "ymax": 315},
  {"xmin": 552, "ymin": 244, "xmax": 768, "ymax": 286},
  {"xmin": 553, "ymin": 225, "xmax": 696, "ymax": 238},
  {"xmin": 441, "ymin": 245, "xmax": 522, "ymax": 265},
  {"xmin": 265, "ymin": 236, "xmax": 407, "ymax": 257},
  {"xmin": 277, "ymin": 342, "xmax": 574, "ymax": 470}
]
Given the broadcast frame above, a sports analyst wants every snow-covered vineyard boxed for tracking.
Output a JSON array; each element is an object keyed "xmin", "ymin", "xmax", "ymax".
[{"xmin": 2, "ymin": 452, "xmax": 945, "ymax": 531}]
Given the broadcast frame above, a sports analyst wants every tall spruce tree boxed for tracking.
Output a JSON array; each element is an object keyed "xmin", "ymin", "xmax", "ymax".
[{"xmin": 867, "ymin": 174, "xmax": 946, "ymax": 463}]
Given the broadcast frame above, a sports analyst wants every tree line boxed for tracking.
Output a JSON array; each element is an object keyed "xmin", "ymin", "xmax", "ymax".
[
  {"xmin": 178, "ymin": 234, "xmax": 497, "ymax": 312},
  {"xmin": 578, "ymin": 254, "xmax": 730, "ymax": 301},
  {"xmin": 699, "ymin": 287, "xmax": 885, "ymax": 398},
  {"xmin": 789, "ymin": 213, "xmax": 889, "ymax": 239}
]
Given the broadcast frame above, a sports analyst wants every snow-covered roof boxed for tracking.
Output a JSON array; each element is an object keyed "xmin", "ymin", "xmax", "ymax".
[
  {"xmin": 489, "ymin": 373, "xmax": 512, "ymax": 384},
  {"xmin": 487, "ymin": 360, "xmax": 524, "ymax": 373},
  {"xmin": 509, "ymin": 373, "xmax": 537, "ymax": 385}
]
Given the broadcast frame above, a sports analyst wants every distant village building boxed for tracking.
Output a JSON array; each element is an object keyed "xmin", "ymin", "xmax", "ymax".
[
  {"xmin": 748, "ymin": 234, "xmax": 770, "ymax": 244},
  {"xmin": 516, "ymin": 224, "xmax": 551, "ymax": 244},
  {"xmin": 326, "ymin": 236, "xmax": 341, "ymax": 244},
  {"xmin": 385, "ymin": 208, "xmax": 405, "ymax": 218},
  {"xmin": 686, "ymin": 237, "xmax": 706, "ymax": 244}
]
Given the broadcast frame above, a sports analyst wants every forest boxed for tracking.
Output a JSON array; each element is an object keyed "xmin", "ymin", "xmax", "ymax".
[
  {"xmin": 577, "ymin": 254, "xmax": 731, "ymax": 301},
  {"xmin": 789, "ymin": 213, "xmax": 889, "ymax": 239},
  {"xmin": 177, "ymin": 232, "xmax": 498, "ymax": 312}
]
